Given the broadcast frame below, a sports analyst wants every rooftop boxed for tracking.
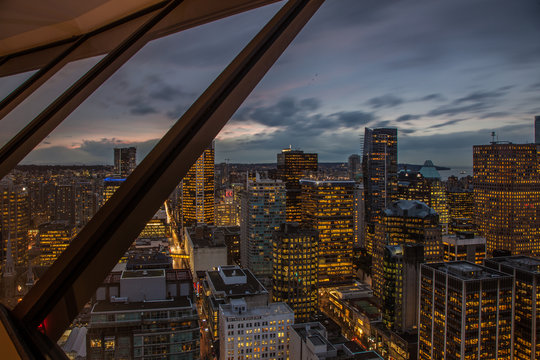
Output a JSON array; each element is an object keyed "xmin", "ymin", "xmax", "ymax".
[
  {"xmin": 486, "ymin": 256, "xmax": 540, "ymax": 275},
  {"xmin": 220, "ymin": 302, "xmax": 293, "ymax": 318},
  {"xmin": 383, "ymin": 200, "xmax": 438, "ymax": 219},
  {"xmin": 425, "ymin": 261, "xmax": 510, "ymax": 281},
  {"xmin": 206, "ymin": 266, "xmax": 267, "ymax": 297},
  {"xmin": 92, "ymin": 296, "xmax": 192, "ymax": 313}
]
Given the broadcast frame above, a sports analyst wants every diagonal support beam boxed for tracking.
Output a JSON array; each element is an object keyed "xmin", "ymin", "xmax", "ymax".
[
  {"xmin": 0, "ymin": 36, "xmax": 87, "ymax": 121},
  {"xmin": 13, "ymin": 0, "xmax": 324, "ymax": 341},
  {"xmin": 0, "ymin": 0, "xmax": 182, "ymax": 181}
]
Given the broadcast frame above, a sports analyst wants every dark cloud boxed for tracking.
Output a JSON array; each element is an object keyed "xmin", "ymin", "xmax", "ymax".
[
  {"xmin": 480, "ymin": 112, "xmax": 510, "ymax": 119},
  {"xmin": 419, "ymin": 94, "xmax": 445, "ymax": 102},
  {"xmin": 329, "ymin": 111, "xmax": 376, "ymax": 127},
  {"xmin": 127, "ymin": 101, "xmax": 159, "ymax": 116},
  {"xmin": 427, "ymin": 87, "xmax": 511, "ymax": 117},
  {"xmin": 367, "ymin": 95, "xmax": 404, "ymax": 109},
  {"xmin": 395, "ymin": 114, "xmax": 422, "ymax": 122},
  {"xmin": 428, "ymin": 119, "xmax": 466, "ymax": 129}
]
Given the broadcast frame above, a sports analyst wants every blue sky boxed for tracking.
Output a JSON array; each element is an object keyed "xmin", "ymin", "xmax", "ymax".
[{"xmin": 1, "ymin": 0, "xmax": 540, "ymax": 167}]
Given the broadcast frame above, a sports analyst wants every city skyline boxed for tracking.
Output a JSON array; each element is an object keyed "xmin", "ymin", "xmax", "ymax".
[{"xmin": 1, "ymin": 0, "xmax": 539, "ymax": 167}]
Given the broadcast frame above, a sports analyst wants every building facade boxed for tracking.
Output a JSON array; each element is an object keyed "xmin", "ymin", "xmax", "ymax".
[
  {"xmin": 114, "ymin": 147, "xmax": 137, "ymax": 177},
  {"xmin": 372, "ymin": 200, "xmax": 441, "ymax": 300},
  {"xmin": 418, "ymin": 262, "xmax": 513, "ymax": 360},
  {"xmin": 240, "ymin": 176, "xmax": 285, "ymax": 280},
  {"xmin": 484, "ymin": 256, "xmax": 540, "ymax": 360},
  {"xmin": 442, "ymin": 232, "xmax": 486, "ymax": 265},
  {"xmin": 37, "ymin": 221, "xmax": 77, "ymax": 266},
  {"xmin": 181, "ymin": 143, "xmax": 215, "ymax": 228},
  {"xmin": 277, "ymin": 148, "xmax": 317, "ymax": 223},
  {"xmin": 473, "ymin": 143, "xmax": 540, "ymax": 255},
  {"xmin": 1, "ymin": 180, "xmax": 29, "ymax": 270},
  {"xmin": 219, "ymin": 299, "xmax": 294, "ymax": 360},
  {"xmin": 300, "ymin": 180, "xmax": 355, "ymax": 285},
  {"xmin": 362, "ymin": 128, "xmax": 398, "ymax": 255},
  {"xmin": 272, "ymin": 223, "xmax": 318, "ymax": 322}
]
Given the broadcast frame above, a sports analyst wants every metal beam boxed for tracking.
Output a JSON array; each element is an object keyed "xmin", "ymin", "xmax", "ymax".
[
  {"xmin": 0, "ymin": 0, "xmax": 281, "ymax": 77},
  {"xmin": 13, "ymin": 0, "xmax": 324, "ymax": 341},
  {"xmin": 0, "ymin": 0, "xmax": 183, "ymax": 181},
  {"xmin": 0, "ymin": 36, "xmax": 87, "ymax": 121}
]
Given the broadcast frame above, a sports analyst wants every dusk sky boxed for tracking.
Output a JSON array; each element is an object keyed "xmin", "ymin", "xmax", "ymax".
[{"xmin": 2, "ymin": 0, "xmax": 540, "ymax": 167}]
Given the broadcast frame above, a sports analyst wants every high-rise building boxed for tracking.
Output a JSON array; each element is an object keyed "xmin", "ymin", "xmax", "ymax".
[
  {"xmin": 201, "ymin": 265, "xmax": 269, "ymax": 345},
  {"xmin": 442, "ymin": 232, "xmax": 486, "ymax": 264},
  {"xmin": 300, "ymin": 180, "xmax": 355, "ymax": 284},
  {"xmin": 102, "ymin": 177, "xmax": 125, "ymax": 205},
  {"xmin": 37, "ymin": 221, "xmax": 77, "ymax": 266},
  {"xmin": 181, "ymin": 143, "xmax": 215, "ymax": 228},
  {"xmin": 219, "ymin": 299, "xmax": 294, "ymax": 360},
  {"xmin": 87, "ymin": 268, "xmax": 199, "ymax": 359},
  {"xmin": 240, "ymin": 175, "xmax": 285, "ymax": 280},
  {"xmin": 54, "ymin": 184, "xmax": 75, "ymax": 224},
  {"xmin": 418, "ymin": 262, "xmax": 513, "ymax": 360},
  {"xmin": 536, "ymin": 115, "xmax": 540, "ymax": 144},
  {"xmin": 272, "ymin": 223, "xmax": 318, "ymax": 322},
  {"xmin": 446, "ymin": 189, "xmax": 474, "ymax": 234},
  {"xmin": 74, "ymin": 182, "xmax": 97, "ymax": 226},
  {"xmin": 362, "ymin": 128, "xmax": 398, "ymax": 255},
  {"xmin": 213, "ymin": 226, "xmax": 241, "ymax": 265},
  {"xmin": 398, "ymin": 161, "xmax": 448, "ymax": 233},
  {"xmin": 473, "ymin": 142, "xmax": 540, "ymax": 255},
  {"xmin": 381, "ymin": 244, "xmax": 423, "ymax": 333},
  {"xmin": 372, "ymin": 200, "xmax": 441, "ymax": 300},
  {"xmin": 113, "ymin": 147, "xmax": 136, "ymax": 177},
  {"xmin": 484, "ymin": 256, "xmax": 540, "ymax": 360},
  {"xmin": 354, "ymin": 184, "xmax": 365, "ymax": 247},
  {"xmin": 1, "ymin": 180, "xmax": 29, "ymax": 269},
  {"xmin": 215, "ymin": 188, "xmax": 239, "ymax": 226},
  {"xmin": 277, "ymin": 148, "xmax": 317, "ymax": 223},
  {"xmin": 348, "ymin": 154, "xmax": 361, "ymax": 180}
]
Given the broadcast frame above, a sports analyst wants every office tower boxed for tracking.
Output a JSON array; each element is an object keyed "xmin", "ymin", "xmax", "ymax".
[
  {"xmin": 300, "ymin": 179, "xmax": 355, "ymax": 284},
  {"xmin": 219, "ymin": 299, "xmax": 294, "ymax": 360},
  {"xmin": 473, "ymin": 142, "xmax": 540, "ymax": 255},
  {"xmin": 87, "ymin": 268, "xmax": 199, "ymax": 359},
  {"xmin": 442, "ymin": 232, "xmax": 486, "ymax": 264},
  {"xmin": 213, "ymin": 226, "xmax": 241, "ymax": 265},
  {"xmin": 272, "ymin": 223, "xmax": 318, "ymax": 322},
  {"xmin": 362, "ymin": 128, "xmax": 398, "ymax": 254},
  {"xmin": 398, "ymin": 161, "xmax": 448, "ymax": 233},
  {"xmin": 418, "ymin": 262, "xmax": 513, "ymax": 360},
  {"xmin": 372, "ymin": 200, "xmax": 441, "ymax": 300},
  {"xmin": 536, "ymin": 116, "xmax": 540, "ymax": 144},
  {"xmin": 102, "ymin": 177, "xmax": 125, "ymax": 204},
  {"xmin": 277, "ymin": 148, "xmax": 317, "ymax": 223},
  {"xmin": 137, "ymin": 207, "xmax": 170, "ymax": 238},
  {"xmin": 240, "ymin": 175, "xmax": 285, "ymax": 280},
  {"xmin": 382, "ymin": 244, "xmax": 423, "ymax": 332},
  {"xmin": 54, "ymin": 184, "xmax": 75, "ymax": 224},
  {"xmin": 484, "ymin": 256, "xmax": 540, "ymax": 360},
  {"xmin": 202, "ymin": 265, "xmax": 269, "ymax": 346},
  {"xmin": 354, "ymin": 184, "xmax": 365, "ymax": 247},
  {"xmin": 348, "ymin": 154, "xmax": 361, "ymax": 180},
  {"xmin": 446, "ymin": 189, "xmax": 474, "ymax": 234},
  {"xmin": 183, "ymin": 224, "xmax": 228, "ymax": 282},
  {"xmin": 0, "ymin": 180, "xmax": 29, "ymax": 269},
  {"xmin": 37, "ymin": 221, "xmax": 77, "ymax": 266},
  {"xmin": 74, "ymin": 182, "xmax": 97, "ymax": 226},
  {"xmin": 113, "ymin": 147, "xmax": 136, "ymax": 177},
  {"xmin": 181, "ymin": 143, "xmax": 215, "ymax": 228},
  {"xmin": 215, "ymin": 188, "xmax": 239, "ymax": 226}
]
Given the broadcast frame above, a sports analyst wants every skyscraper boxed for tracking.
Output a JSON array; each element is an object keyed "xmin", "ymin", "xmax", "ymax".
[
  {"xmin": 381, "ymin": 243, "xmax": 423, "ymax": 333},
  {"xmin": 446, "ymin": 189, "xmax": 474, "ymax": 234},
  {"xmin": 272, "ymin": 223, "xmax": 318, "ymax": 322},
  {"xmin": 362, "ymin": 128, "xmax": 398, "ymax": 254},
  {"xmin": 418, "ymin": 262, "xmax": 513, "ymax": 360},
  {"xmin": 181, "ymin": 143, "xmax": 215, "ymax": 228},
  {"xmin": 300, "ymin": 179, "xmax": 355, "ymax": 284},
  {"xmin": 113, "ymin": 147, "xmax": 136, "ymax": 177},
  {"xmin": 473, "ymin": 142, "xmax": 540, "ymax": 255},
  {"xmin": 54, "ymin": 184, "xmax": 75, "ymax": 224},
  {"xmin": 348, "ymin": 154, "xmax": 361, "ymax": 180},
  {"xmin": 1, "ymin": 180, "xmax": 29, "ymax": 269},
  {"xmin": 241, "ymin": 175, "xmax": 285, "ymax": 280},
  {"xmin": 277, "ymin": 148, "xmax": 317, "ymax": 223},
  {"xmin": 484, "ymin": 256, "xmax": 540, "ymax": 360},
  {"xmin": 37, "ymin": 221, "xmax": 77, "ymax": 266},
  {"xmin": 372, "ymin": 200, "xmax": 441, "ymax": 300}
]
